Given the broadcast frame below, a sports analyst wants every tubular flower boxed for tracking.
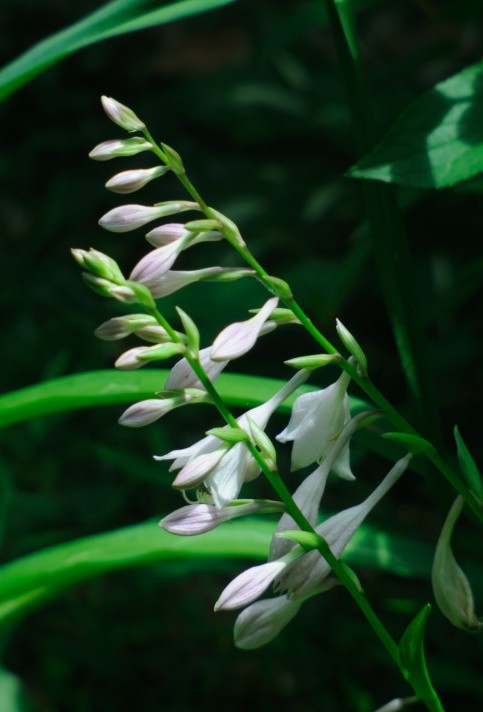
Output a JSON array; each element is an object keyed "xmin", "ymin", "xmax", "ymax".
[
  {"xmin": 142, "ymin": 267, "xmax": 250, "ymax": 299},
  {"xmin": 276, "ymin": 370, "xmax": 352, "ymax": 474},
  {"xmin": 155, "ymin": 370, "xmax": 309, "ymax": 508},
  {"xmin": 225, "ymin": 455, "xmax": 411, "ymax": 648},
  {"xmin": 129, "ymin": 233, "xmax": 194, "ymax": 286}
]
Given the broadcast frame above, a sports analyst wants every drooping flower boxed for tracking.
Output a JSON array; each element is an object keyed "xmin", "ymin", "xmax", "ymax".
[
  {"xmin": 276, "ymin": 370, "xmax": 352, "ymax": 474},
  {"xmin": 165, "ymin": 346, "xmax": 228, "ymax": 390},
  {"xmin": 156, "ymin": 370, "xmax": 309, "ymax": 508},
  {"xmin": 431, "ymin": 496, "xmax": 481, "ymax": 630},
  {"xmin": 210, "ymin": 297, "xmax": 279, "ymax": 362},
  {"xmin": 222, "ymin": 455, "xmax": 411, "ymax": 647}
]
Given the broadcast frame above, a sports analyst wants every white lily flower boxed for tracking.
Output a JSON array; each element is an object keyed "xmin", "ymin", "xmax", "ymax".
[
  {"xmin": 277, "ymin": 454, "xmax": 411, "ymax": 599},
  {"xmin": 210, "ymin": 297, "xmax": 279, "ymax": 362},
  {"xmin": 101, "ymin": 96, "xmax": 145, "ymax": 132},
  {"xmin": 99, "ymin": 202, "xmax": 197, "ymax": 233},
  {"xmin": 105, "ymin": 166, "xmax": 169, "ymax": 194},
  {"xmin": 160, "ymin": 499, "xmax": 284, "ymax": 536},
  {"xmin": 229, "ymin": 455, "xmax": 410, "ymax": 648},
  {"xmin": 276, "ymin": 370, "xmax": 352, "ymax": 473},
  {"xmin": 156, "ymin": 370, "xmax": 309, "ymax": 507},
  {"xmin": 269, "ymin": 413, "xmax": 368, "ymax": 562},
  {"xmin": 431, "ymin": 496, "xmax": 481, "ymax": 630}
]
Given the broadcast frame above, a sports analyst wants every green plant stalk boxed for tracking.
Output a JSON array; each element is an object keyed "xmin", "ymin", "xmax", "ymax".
[
  {"xmin": 322, "ymin": 0, "xmax": 442, "ymax": 448},
  {"xmin": 146, "ymin": 305, "xmax": 410, "ymax": 687},
  {"xmin": 143, "ymin": 132, "xmax": 483, "ymax": 525}
]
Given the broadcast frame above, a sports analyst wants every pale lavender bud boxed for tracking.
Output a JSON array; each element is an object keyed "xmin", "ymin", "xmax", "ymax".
[
  {"xmin": 160, "ymin": 500, "xmax": 284, "ymax": 536},
  {"xmin": 431, "ymin": 496, "xmax": 481, "ymax": 630},
  {"xmin": 215, "ymin": 550, "xmax": 301, "ymax": 612},
  {"xmin": 114, "ymin": 346, "xmax": 150, "ymax": 370},
  {"xmin": 107, "ymin": 284, "xmax": 139, "ymax": 304},
  {"xmin": 210, "ymin": 297, "xmax": 279, "ymax": 362},
  {"xmin": 89, "ymin": 137, "xmax": 152, "ymax": 161},
  {"xmin": 134, "ymin": 324, "xmax": 174, "ymax": 344},
  {"xmin": 101, "ymin": 96, "xmax": 145, "ymax": 132},
  {"xmin": 129, "ymin": 236, "xmax": 192, "ymax": 286},
  {"xmin": 71, "ymin": 248, "xmax": 124, "ymax": 283},
  {"xmin": 105, "ymin": 166, "xmax": 169, "ymax": 194},
  {"xmin": 145, "ymin": 223, "xmax": 190, "ymax": 247},
  {"xmin": 94, "ymin": 314, "xmax": 158, "ymax": 341},
  {"xmin": 146, "ymin": 267, "xmax": 236, "ymax": 299},
  {"xmin": 119, "ymin": 396, "xmax": 185, "ymax": 427},
  {"xmin": 99, "ymin": 201, "xmax": 198, "ymax": 233}
]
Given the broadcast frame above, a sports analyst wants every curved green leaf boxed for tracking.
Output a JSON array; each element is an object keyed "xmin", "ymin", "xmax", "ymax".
[
  {"xmin": 0, "ymin": 369, "xmax": 367, "ymax": 429},
  {"xmin": 0, "ymin": 515, "xmax": 434, "ymax": 628},
  {"xmin": 348, "ymin": 61, "xmax": 483, "ymax": 189},
  {"xmin": 0, "ymin": 0, "xmax": 235, "ymax": 102}
]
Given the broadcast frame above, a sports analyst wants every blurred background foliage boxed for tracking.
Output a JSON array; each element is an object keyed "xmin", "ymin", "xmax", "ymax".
[{"xmin": 0, "ymin": 0, "xmax": 482, "ymax": 709}]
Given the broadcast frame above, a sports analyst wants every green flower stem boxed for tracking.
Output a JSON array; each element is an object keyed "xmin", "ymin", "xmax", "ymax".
[
  {"xmin": 142, "ymin": 129, "xmax": 482, "ymax": 525},
  {"xmin": 147, "ymin": 306, "xmax": 403, "ymax": 680}
]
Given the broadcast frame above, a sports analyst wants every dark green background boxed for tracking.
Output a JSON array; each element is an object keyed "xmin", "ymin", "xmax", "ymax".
[{"xmin": 1, "ymin": 1, "xmax": 482, "ymax": 709}]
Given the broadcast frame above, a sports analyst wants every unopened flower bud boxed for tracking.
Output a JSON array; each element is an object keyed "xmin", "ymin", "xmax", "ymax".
[
  {"xmin": 71, "ymin": 248, "xmax": 124, "ymax": 283},
  {"xmin": 431, "ymin": 496, "xmax": 481, "ymax": 630},
  {"xmin": 89, "ymin": 137, "xmax": 152, "ymax": 161},
  {"xmin": 160, "ymin": 142, "xmax": 184, "ymax": 174},
  {"xmin": 129, "ymin": 236, "xmax": 193, "ymax": 286},
  {"xmin": 145, "ymin": 223, "xmax": 189, "ymax": 247},
  {"xmin": 99, "ymin": 201, "xmax": 198, "ymax": 233},
  {"xmin": 94, "ymin": 314, "xmax": 160, "ymax": 341},
  {"xmin": 115, "ymin": 346, "xmax": 151, "ymax": 370},
  {"xmin": 119, "ymin": 391, "xmax": 199, "ymax": 428},
  {"xmin": 160, "ymin": 499, "xmax": 284, "ymax": 536},
  {"xmin": 101, "ymin": 96, "xmax": 145, "ymax": 132},
  {"xmin": 105, "ymin": 166, "xmax": 169, "ymax": 194},
  {"xmin": 210, "ymin": 297, "xmax": 279, "ymax": 362},
  {"xmin": 336, "ymin": 318, "xmax": 368, "ymax": 376}
]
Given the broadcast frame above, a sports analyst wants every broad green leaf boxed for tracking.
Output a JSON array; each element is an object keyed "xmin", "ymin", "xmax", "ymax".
[
  {"xmin": 0, "ymin": 0, "xmax": 235, "ymax": 102},
  {"xmin": 0, "ymin": 515, "xmax": 435, "ymax": 628},
  {"xmin": 399, "ymin": 605, "xmax": 444, "ymax": 712},
  {"xmin": 348, "ymin": 61, "xmax": 483, "ymax": 189},
  {"xmin": 0, "ymin": 370, "xmax": 367, "ymax": 429},
  {"xmin": 454, "ymin": 426, "xmax": 483, "ymax": 500}
]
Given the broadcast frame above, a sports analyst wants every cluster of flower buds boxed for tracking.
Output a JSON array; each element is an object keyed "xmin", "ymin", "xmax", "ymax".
[{"xmin": 74, "ymin": 96, "xmax": 421, "ymax": 650}]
